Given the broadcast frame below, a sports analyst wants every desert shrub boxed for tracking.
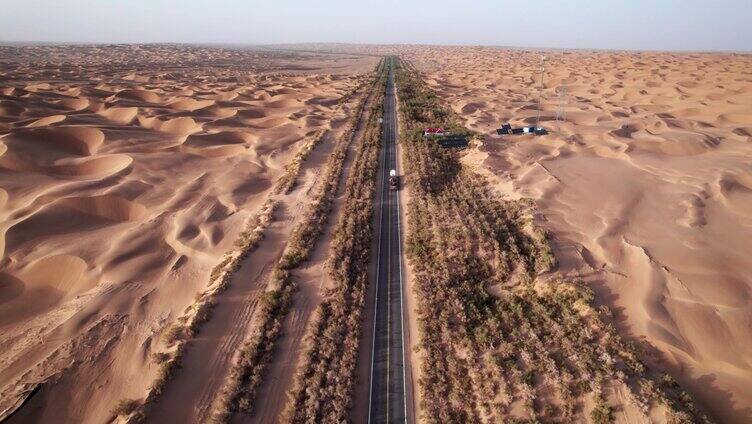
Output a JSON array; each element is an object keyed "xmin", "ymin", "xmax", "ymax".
[
  {"xmin": 150, "ymin": 342, "xmax": 185, "ymax": 396},
  {"xmin": 134, "ymin": 66, "xmax": 377, "ymax": 424},
  {"xmin": 283, "ymin": 58, "xmax": 388, "ymax": 424},
  {"xmin": 392, "ymin": 57, "xmax": 710, "ymax": 423},
  {"xmin": 274, "ymin": 129, "xmax": 327, "ymax": 195},
  {"xmin": 162, "ymin": 324, "xmax": 184, "ymax": 345},
  {"xmin": 189, "ymin": 298, "xmax": 216, "ymax": 335},
  {"xmin": 151, "ymin": 352, "xmax": 170, "ymax": 363},
  {"xmin": 111, "ymin": 398, "xmax": 140, "ymax": 416},
  {"xmin": 208, "ymin": 60, "xmax": 384, "ymax": 423},
  {"xmin": 590, "ymin": 396, "xmax": 614, "ymax": 424},
  {"xmin": 522, "ymin": 369, "xmax": 536, "ymax": 386},
  {"xmin": 210, "ymin": 256, "xmax": 233, "ymax": 283}
]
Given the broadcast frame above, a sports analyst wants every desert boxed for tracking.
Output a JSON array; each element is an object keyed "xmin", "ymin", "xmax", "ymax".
[
  {"xmin": 0, "ymin": 37, "xmax": 750, "ymax": 424},
  {"xmin": 397, "ymin": 45, "xmax": 752, "ymax": 423},
  {"xmin": 0, "ymin": 43, "xmax": 379, "ymax": 423}
]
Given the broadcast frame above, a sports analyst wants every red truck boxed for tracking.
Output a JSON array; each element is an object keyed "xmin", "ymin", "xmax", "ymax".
[{"xmin": 389, "ymin": 169, "xmax": 399, "ymax": 191}]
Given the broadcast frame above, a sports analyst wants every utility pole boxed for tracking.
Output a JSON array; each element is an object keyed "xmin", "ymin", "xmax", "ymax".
[{"xmin": 535, "ymin": 55, "xmax": 547, "ymax": 129}]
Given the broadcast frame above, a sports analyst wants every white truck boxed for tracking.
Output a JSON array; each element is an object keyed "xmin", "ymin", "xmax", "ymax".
[{"xmin": 389, "ymin": 169, "xmax": 399, "ymax": 191}]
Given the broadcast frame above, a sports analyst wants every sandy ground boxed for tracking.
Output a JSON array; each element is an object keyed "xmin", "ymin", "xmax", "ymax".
[
  {"xmin": 245, "ymin": 72, "xmax": 380, "ymax": 424},
  {"xmin": 143, "ymin": 110, "xmax": 360, "ymax": 424},
  {"xmin": 4, "ymin": 41, "xmax": 751, "ymax": 422},
  {"xmin": 0, "ymin": 43, "xmax": 377, "ymax": 423},
  {"xmin": 398, "ymin": 46, "xmax": 752, "ymax": 423},
  {"xmin": 395, "ymin": 130, "xmax": 421, "ymax": 423}
]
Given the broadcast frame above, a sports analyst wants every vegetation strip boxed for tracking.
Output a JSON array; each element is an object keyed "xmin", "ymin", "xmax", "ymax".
[
  {"xmin": 394, "ymin": 58, "xmax": 710, "ymax": 423},
  {"xmin": 111, "ymin": 73, "xmax": 372, "ymax": 423},
  {"xmin": 209, "ymin": 59, "xmax": 385, "ymax": 423},
  {"xmin": 282, "ymin": 60, "xmax": 387, "ymax": 423}
]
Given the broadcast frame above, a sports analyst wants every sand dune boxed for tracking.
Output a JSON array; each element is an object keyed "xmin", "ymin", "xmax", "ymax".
[
  {"xmin": 208, "ymin": 90, "xmax": 238, "ymax": 101},
  {"xmin": 0, "ymin": 101, "xmax": 26, "ymax": 118},
  {"xmin": 182, "ymin": 131, "xmax": 252, "ymax": 158},
  {"xmin": 58, "ymin": 194, "xmax": 148, "ymax": 222},
  {"xmin": 4, "ymin": 127, "xmax": 104, "ymax": 157},
  {"xmin": 235, "ymin": 107, "xmax": 269, "ymax": 119},
  {"xmin": 97, "ymin": 106, "xmax": 138, "ymax": 124},
  {"xmin": 0, "ymin": 43, "xmax": 377, "ymax": 423},
  {"xmin": 115, "ymin": 88, "xmax": 162, "ymax": 103},
  {"xmin": 184, "ymin": 131, "xmax": 255, "ymax": 147},
  {"xmin": 718, "ymin": 173, "xmax": 752, "ymax": 216},
  {"xmin": 26, "ymin": 115, "xmax": 66, "ymax": 128},
  {"xmin": 401, "ymin": 46, "xmax": 752, "ymax": 423},
  {"xmin": 195, "ymin": 105, "xmax": 237, "ymax": 118},
  {"xmin": 0, "ymin": 128, "xmax": 111, "ymax": 178},
  {"xmin": 51, "ymin": 153, "xmax": 133, "ymax": 177},
  {"xmin": 246, "ymin": 116, "xmax": 291, "ymax": 129},
  {"xmin": 57, "ymin": 98, "xmax": 90, "ymax": 111},
  {"xmin": 138, "ymin": 116, "xmax": 203, "ymax": 136},
  {"xmin": 19, "ymin": 255, "xmax": 91, "ymax": 294},
  {"xmin": 0, "ymin": 254, "xmax": 92, "ymax": 327},
  {"xmin": 265, "ymin": 97, "xmax": 304, "ymax": 109},
  {"xmin": 166, "ymin": 98, "xmax": 216, "ymax": 112}
]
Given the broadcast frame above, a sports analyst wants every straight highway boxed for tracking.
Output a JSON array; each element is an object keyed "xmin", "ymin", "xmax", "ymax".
[{"xmin": 368, "ymin": 57, "xmax": 412, "ymax": 424}]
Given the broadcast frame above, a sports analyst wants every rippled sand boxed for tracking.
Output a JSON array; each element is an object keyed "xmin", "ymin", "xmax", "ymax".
[
  {"xmin": 400, "ymin": 45, "xmax": 752, "ymax": 423},
  {"xmin": 0, "ymin": 44, "xmax": 377, "ymax": 422}
]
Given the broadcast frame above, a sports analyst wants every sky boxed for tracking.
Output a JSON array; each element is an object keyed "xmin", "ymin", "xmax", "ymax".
[{"xmin": 0, "ymin": 0, "xmax": 750, "ymax": 51}]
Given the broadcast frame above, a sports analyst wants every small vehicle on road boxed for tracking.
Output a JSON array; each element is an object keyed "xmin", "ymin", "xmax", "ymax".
[{"xmin": 389, "ymin": 169, "xmax": 399, "ymax": 191}]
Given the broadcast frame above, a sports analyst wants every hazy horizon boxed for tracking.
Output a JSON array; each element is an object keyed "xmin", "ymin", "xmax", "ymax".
[
  {"xmin": 0, "ymin": 40, "xmax": 752, "ymax": 55},
  {"xmin": 1, "ymin": 0, "xmax": 751, "ymax": 52},
  {"xmin": 1, "ymin": 41, "xmax": 751, "ymax": 55}
]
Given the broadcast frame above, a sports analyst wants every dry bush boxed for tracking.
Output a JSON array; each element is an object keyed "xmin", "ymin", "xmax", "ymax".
[
  {"xmin": 208, "ymin": 61, "xmax": 384, "ymax": 423},
  {"xmin": 161, "ymin": 323, "xmax": 184, "ymax": 345},
  {"xmin": 129, "ymin": 66, "xmax": 376, "ymax": 423},
  {"xmin": 151, "ymin": 352, "xmax": 170, "ymax": 364},
  {"xmin": 111, "ymin": 398, "xmax": 140, "ymax": 416},
  {"xmin": 283, "ymin": 58, "xmax": 389, "ymax": 424},
  {"xmin": 393, "ymin": 58, "xmax": 711, "ymax": 423}
]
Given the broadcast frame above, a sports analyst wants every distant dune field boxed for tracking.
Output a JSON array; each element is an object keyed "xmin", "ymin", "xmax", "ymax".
[
  {"xmin": 2, "ymin": 42, "xmax": 751, "ymax": 423},
  {"xmin": 401, "ymin": 45, "xmax": 752, "ymax": 423},
  {"xmin": 0, "ymin": 44, "xmax": 377, "ymax": 422}
]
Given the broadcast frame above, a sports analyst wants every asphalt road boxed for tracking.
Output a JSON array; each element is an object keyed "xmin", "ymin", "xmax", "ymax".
[{"xmin": 368, "ymin": 57, "xmax": 411, "ymax": 424}]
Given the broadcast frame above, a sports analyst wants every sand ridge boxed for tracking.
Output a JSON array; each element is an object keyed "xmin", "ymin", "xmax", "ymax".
[
  {"xmin": 0, "ymin": 44, "xmax": 377, "ymax": 422},
  {"xmin": 399, "ymin": 46, "xmax": 752, "ymax": 423}
]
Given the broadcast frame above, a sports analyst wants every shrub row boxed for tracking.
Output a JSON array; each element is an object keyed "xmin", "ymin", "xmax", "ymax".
[
  {"xmin": 282, "ymin": 58, "xmax": 389, "ymax": 424},
  {"xmin": 117, "ymin": 198, "xmax": 277, "ymax": 423},
  {"xmin": 394, "ymin": 58, "xmax": 710, "ymax": 423},
  {"xmin": 208, "ymin": 60, "xmax": 385, "ymax": 423},
  {"xmin": 111, "ymin": 70, "xmax": 374, "ymax": 423}
]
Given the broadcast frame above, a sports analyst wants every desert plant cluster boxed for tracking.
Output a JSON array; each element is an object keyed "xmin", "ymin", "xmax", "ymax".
[
  {"xmin": 109, "ymin": 72, "xmax": 373, "ymax": 423},
  {"xmin": 394, "ymin": 58, "xmax": 710, "ymax": 423},
  {"xmin": 282, "ymin": 59, "xmax": 388, "ymax": 423},
  {"xmin": 208, "ymin": 60, "xmax": 386, "ymax": 423}
]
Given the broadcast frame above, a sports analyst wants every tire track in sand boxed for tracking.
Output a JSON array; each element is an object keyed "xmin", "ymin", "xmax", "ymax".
[
  {"xmin": 143, "ymin": 136, "xmax": 345, "ymax": 424},
  {"xmin": 242, "ymin": 72, "xmax": 383, "ymax": 424}
]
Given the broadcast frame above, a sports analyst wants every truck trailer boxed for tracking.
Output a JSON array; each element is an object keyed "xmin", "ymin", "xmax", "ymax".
[{"xmin": 389, "ymin": 169, "xmax": 399, "ymax": 191}]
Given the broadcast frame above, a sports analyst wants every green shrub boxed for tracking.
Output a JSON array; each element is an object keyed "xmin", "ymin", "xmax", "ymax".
[{"xmin": 590, "ymin": 398, "xmax": 613, "ymax": 424}]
